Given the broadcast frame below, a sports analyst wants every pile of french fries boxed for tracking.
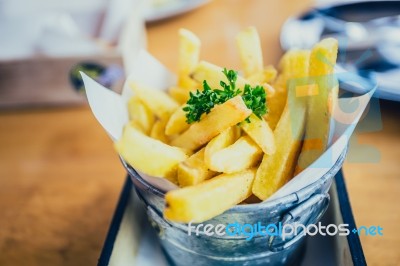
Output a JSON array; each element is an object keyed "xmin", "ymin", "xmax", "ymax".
[{"xmin": 115, "ymin": 27, "xmax": 338, "ymax": 223}]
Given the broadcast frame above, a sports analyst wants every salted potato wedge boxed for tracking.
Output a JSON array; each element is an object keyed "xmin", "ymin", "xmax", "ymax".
[
  {"xmin": 236, "ymin": 26, "xmax": 263, "ymax": 78},
  {"xmin": 164, "ymin": 169, "xmax": 255, "ymax": 223},
  {"xmin": 241, "ymin": 114, "xmax": 275, "ymax": 155},
  {"xmin": 252, "ymin": 50, "xmax": 310, "ymax": 200},
  {"xmin": 296, "ymin": 38, "xmax": 338, "ymax": 173},
  {"xmin": 165, "ymin": 106, "xmax": 190, "ymax": 136},
  {"xmin": 191, "ymin": 61, "xmax": 247, "ymax": 89},
  {"xmin": 170, "ymin": 96, "xmax": 252, "ymax": 151},
  {"xmin": 177, "ymin": 148, "xmax": 217, "ymax": 187},
  {"xmin": 130, "ymin": 82, "xmax": 179, "ymax": 119},
  {"xmin": 115, "ymin": 124, "xmax": 188, "ymax": 183},
  {"xmin": 207, "ymin": 136, "xmax": 262, "ymax": 173},
  {"xmin": 204, "ymin": 126, "xmax": 241, "ymax": 167},
  {"xmin": 178, "ymin": 28, "xmax": 201, "ymax": 89},
  {"xmin": 127, "ymin": 96, "xmax": 155, "ymax": 135}
]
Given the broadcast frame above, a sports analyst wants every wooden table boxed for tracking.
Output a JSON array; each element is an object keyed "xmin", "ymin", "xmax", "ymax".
[{"xmin": 0, "ymin": 1, "xmax": 399, "ymax": 265}]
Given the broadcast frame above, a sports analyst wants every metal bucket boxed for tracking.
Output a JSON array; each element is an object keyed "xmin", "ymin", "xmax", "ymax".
[{"xmin": 121, "ymin": 148, "xmax": 347, "ymax": 266}]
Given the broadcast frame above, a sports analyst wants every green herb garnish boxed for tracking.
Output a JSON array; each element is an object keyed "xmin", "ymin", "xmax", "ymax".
[
  {"xmin": 242, "ymin": 84, "xmax": 267, "ymax": 121},
  {"xmin": 183, "ymin": 68, "xmax": 267, "ymax": 124}
]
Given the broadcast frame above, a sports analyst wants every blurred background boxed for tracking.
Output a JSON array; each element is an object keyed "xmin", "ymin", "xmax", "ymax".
[{"xmin": 0, "ymin": 0, "xmax": 399, "ymax": 265}]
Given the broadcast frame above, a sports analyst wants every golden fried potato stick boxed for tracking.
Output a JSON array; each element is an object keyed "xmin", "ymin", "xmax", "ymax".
[
  {"xmin": 191, "ymin": 61, "xmax": 248, "ymax": 89},
  {"xmin": 295, "ymin": 38, "xmax": 338, "ymax": 174},
  {"xmin": 165, "ymin": 105, "xmax": 190, "ymax": 136},
  {"xmin": 247, "ymin": 65, "xmax": 278, "ymax": 85},
  {"xmin": 115, "ymin": 124, "xmax": 189, "ymax": 184},
  {"xmin": 264, "ymin": 49, "xmax": 312, "ymax": 130},
  {"xmin": 130, "ymin": 82, "xmax": 179, "ymax": 120},
  {"xmin": 164, "ymin": 169, "xmax": 255, "ymax": 223},
  {"xmin": 207, "ymin": 136, "xmax": 263, "ymax": 173},
  {"xmin": 236, "ymin": 26, "xmax": 264, "ymax": 78},
  {"xmin": 252, "ymin": 50, "xmax": 310, "ymax": 200},
  {"xmin": 263, "ymin": 80, "xmax": 286, "ymax": 130},
  {"xmin": 178, "ymin": 28, "xmax": 201, "ymax": 89},
  {"xmin": 204, "ymin": 126, "xmax": 241, "ymax": 167},
  {"xmin": 168, "ymin": 86, "xmax": 192, "ymax": 105},
  {"xmin": 127, "ymin": 96, "xmax": 155, "ymax": 135},
  {"xmin": 177, "ymin": 148, "xmax": 217, "ymax": 187},
  {"xmin": 170, "ymin": 96, "xmax": 252, "ymax": 151},
  {"xmin": 150, "ymin": 119, "xmax": 169, "ymax": 143},
  {"xmin": 241, "ymin": 114, "xmax": 276, "ymax": 155}
]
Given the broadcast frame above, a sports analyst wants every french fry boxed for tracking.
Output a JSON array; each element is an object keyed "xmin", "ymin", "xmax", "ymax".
[
  {"xmin": 252, "ymin": 102, "xmax": 306, "ymax": 200},
  {"xmin": 263, "ymin": 64, "xmax": 289, "ymax": 129},
  {"xmin": 130, "ymin": 82, "xmax": 179, "ymax": 120},
  {"xmin": 178, "ymin": 29, "xmax": 201, "ymax": 89},
  {"xmin": 191, "ymin": 61, "xmax": 247, "ymax": 89},
  {"xmin": 204, "ymin": 126, "xmax": 241, "ymax": 167},
  {"xmin": 177, "ymin": 148, "xmax": 217, "ymax": 187},
  {"xmin": 207, "ymin": 136, "xmax": 262, "ymax": 173},
  {"xmin": 115, "ymin": 124, "xmax": 188, "ymax": 183},
  {"xmin": 241, "ymin": 114, "xmax": 275, "ymax": 155},
  {"xmin": 263, "ymin": 83, "xmax": 276, "ymax": 96},
  {"xmin": 264, "ymin": 50, "xmax": 311, "ymax": 130},
  {"xmin": 236, "ymin": 26, "xmax": 263, "ymax": 78},
  {"xmin": 170, "ymin": 96, "xmax": 252, "ymax": 151},
  {"xmin": 179, "ymin": 76, "xmax": 198, "ymax": 91},
  {"xmin": 165, "ymin": 106, "xmax": 190, "ymax": 136},
  {"xmin": 164, "ymin": 169, "xmax": 255, "ymax": 223},
  {"xmin": 168, "ymin": 86, "xmax": 192, "ymax": 104},
  {"xmin": 263, "ymin": 78, "xmax": 287, "ymax": 130},
  {"xmin": 247, "ymin": 65, "xmax": 278, "ymax": 85},
  {"xmin": 296, "ymin": 38, "xmax": 338, "ymax": 173},
  {"xmin": 150, "ymin": 119, "xmax": 169, "ymax": 143},
  {"xmin": 284, "ymin": 50, "xmax": 313, "ymax": 79},
  {"xmin": 252, "ymin": 50, "xmax": 310, "ymax": 200},
  {"xmin": 264, "ymin": 65, "xmax": 278, "ymax": 83},
  {"xmin": 127, "ymin": 96, "xmax": 155, "ymax": 135}
]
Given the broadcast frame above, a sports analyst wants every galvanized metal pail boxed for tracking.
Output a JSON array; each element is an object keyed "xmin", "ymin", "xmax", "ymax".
[{"xmin": 121, "ymin": 148, "xmax": 347, "ymax": 266}]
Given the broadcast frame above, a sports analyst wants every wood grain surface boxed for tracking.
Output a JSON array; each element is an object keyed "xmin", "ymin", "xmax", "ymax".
[{"xmin": 0, "ymin": 1, "xmax": 399, "ymax": 265}]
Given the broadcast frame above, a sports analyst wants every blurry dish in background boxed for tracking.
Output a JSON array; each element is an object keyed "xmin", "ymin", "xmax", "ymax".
[
  {"xmin": 69, "ymin": 62, "xmax": 124, "ymax": 94},
  {"xmin": 144, "ymin": 0, "xmax": 209, "ymax": 23},
  {"xmin": 0, "ymin": 0, "xmax": 146, "ymax": 108},
  {"xmin": 0, "ymin": 0, "xmax": 140, "ymax": 60},
  {"xmin": 280, "ymin": 1, "xmax": 400, "ymax": 101}
]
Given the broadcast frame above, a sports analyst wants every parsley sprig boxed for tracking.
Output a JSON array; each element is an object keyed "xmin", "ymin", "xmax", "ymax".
[
  {"xmin": 183, "ymin": 68, "xmax": 267, "ymax": 124},
  {"xmin": 242, "ymin": 84, "xmax": 267, "ymax": 120}
]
